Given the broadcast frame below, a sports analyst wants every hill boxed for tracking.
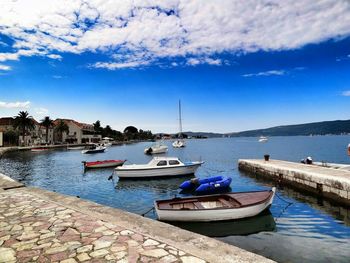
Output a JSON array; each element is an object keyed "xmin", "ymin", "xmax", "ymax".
[{"xmin": 227, "ymin": 119, "xmax": 350, "ymax": 137}]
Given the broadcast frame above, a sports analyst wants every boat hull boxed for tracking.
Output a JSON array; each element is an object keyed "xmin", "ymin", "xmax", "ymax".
[
  {"xmin": 155, "ymin": 189, "xmax": 275, "ymax": 222},
  {"xmin": 84, "ymin": 160, "xmax": 125, "ymax": 169},
  {"xmin": 116, "ymin": 163, "xmax": 201, "ymax": 179},
  {"xmin": 81, "ymin": 148, "xmax": 106, "ymax": 154}
]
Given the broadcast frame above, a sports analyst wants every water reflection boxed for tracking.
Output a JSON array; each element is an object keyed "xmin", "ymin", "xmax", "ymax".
[{"xmin": 170, "ymin": 211, "xmax": 276, "ymax": 237}]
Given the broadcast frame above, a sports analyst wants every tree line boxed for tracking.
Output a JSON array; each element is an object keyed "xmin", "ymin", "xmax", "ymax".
[{"xmin": 2, "ymin": 111, "xmax": 154, "ymax": 146}]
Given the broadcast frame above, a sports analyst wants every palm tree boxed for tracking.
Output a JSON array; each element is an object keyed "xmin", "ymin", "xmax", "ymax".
[
  {"xmin": 55, "ymin": 120, "xmax": 69, "ymax": 143},
  {"xmin": 13, "ymin": 111, "xmax": 35, "ymax": 146},
  {"xmin": 40, "ymin": 116, "xmax": 53, "ymax": 144}
]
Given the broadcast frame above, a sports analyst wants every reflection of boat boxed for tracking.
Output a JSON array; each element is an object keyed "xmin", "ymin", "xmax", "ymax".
[
  {"xmin": 170, "ymin": 211, "xmax": 276, "ymax": 237},
  {"xmin": 173, "ymin": 100, "xmax": 186, "ymax": 148},
  {"xmin": 115, "ymin": 157, "xmax": 203, "ymax": 179},
  {"xmin": 67, "ymin": 146, "xmax": 85, "ymax": 150},
  {"xmin": 144, "ymin": 142, "xmax": 168, "ymax": 154},
  {"xmin": 155, "ymin": 188, "xmax": 275, "ymax": 222},
  {"xmin": 259, "ymin": 136, "xmax": 268, "ymax": 142},
  {"xmin": 81, "ymin": 144, "xmax": 106, "ymax": 154},
  {"xmin": 180, "ymin": 176, "xmax": 232, "ymax": 194},
  {"xmin": 83, "ymin": 160, "xmax": 125, "ymax": 169},
  {"xmin": 31, "ymin": 148, "xmax": 49, "ymax": 152}
]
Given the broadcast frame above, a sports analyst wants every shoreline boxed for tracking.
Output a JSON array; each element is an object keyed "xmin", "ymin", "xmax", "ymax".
[{"xmin": 0, "ymin": 172, "xmax": 273, "ymax": 262}]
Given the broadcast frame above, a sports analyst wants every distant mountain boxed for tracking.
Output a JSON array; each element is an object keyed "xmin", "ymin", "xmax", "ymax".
[
  {"xmin": 183, "ymin": 131, "xmax": 223, "ymax": 138},
  {"xmin": 227, "ymin": 119, "xmax": 350, "ymax": 137}
]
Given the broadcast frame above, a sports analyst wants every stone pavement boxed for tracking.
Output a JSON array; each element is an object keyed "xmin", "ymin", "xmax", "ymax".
[{"xmin": 0, "ymin": 190, "xmax": 206, "ymax": 263}]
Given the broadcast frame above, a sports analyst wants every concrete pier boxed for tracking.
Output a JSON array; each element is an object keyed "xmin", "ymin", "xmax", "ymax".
[
  {"xmin": 0, "ymin": 173, "xmax": 273, "ymax": 263},
  {"xmin": 238, "ymin": 159, "xmax": 350, "ymax": 206}
]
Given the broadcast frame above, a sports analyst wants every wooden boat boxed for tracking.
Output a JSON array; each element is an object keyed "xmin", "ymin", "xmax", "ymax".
[
  {"xmin": 154, "ymin": 188, "xmax": 276, "ymax": 222},
  {"xmin": 115, "ymin": 157, "xmax": 203, "ymax": 179},
  {"xmin": 81, "ymin": 145, "xmax": 106, "ymax": 154},
  {"xmin": 180, "ymin": 176, "xmax": 232, "ymax": 193},
  {"xmin": 83, "ymin": 159, "xmax": 125, "ymax": 169},
  {"xmin": 31, "ymin": 148, "xmax": 49, "ymax": 152},
  {"xmin": 258, "ymin": 136, "xmax": 268, "ymax": 142}
]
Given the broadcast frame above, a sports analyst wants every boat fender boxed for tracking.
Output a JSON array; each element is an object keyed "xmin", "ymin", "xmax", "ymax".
[
  {"xmin": 348, "ymin": 143, "xmax": 350, "ymax": 156},
  {"xmin": 214, "ymin": 183, "xmax": 220, "ymax": 188}
]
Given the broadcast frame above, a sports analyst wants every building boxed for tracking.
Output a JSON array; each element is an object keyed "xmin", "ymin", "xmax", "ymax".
[{"xmin": 53, "ymin": 119, "xmax": 101, "ymax": 144}]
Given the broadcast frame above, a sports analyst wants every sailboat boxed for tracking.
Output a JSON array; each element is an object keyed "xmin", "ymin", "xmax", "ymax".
[{"xmin": 173, "ymin": 100, "xmax": 186, "ymax": 148}]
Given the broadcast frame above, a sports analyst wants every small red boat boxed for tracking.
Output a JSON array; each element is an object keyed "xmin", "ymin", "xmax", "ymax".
[{"xmin": 83, "ymin": 160, "xmax": 126, "ymax": 169}]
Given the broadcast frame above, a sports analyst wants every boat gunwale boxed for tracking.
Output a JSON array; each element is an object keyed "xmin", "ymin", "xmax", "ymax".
[
  {"xmin": 155, "ymin": 189, "xmax": 274, "ymax": 211},
  {"xmin": 115, "ymin": 161, "xmax": 204, "ymax": 171}
]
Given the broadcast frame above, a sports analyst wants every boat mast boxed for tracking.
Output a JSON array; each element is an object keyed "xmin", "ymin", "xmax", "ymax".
[{"xmin": 178, "ymin": 100, "xmax": 183, "ymax": 139}]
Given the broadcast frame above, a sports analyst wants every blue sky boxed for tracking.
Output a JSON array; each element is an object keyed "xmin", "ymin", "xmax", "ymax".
[{"xmin": 1, "ymin": 1, "xmax": 350, "ymax": 133}]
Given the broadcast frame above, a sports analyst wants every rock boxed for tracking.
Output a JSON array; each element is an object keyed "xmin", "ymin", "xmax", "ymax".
[
  {"xmin": 140, "ymin": 249, "xmax": 169, "ymax": 258},
  {"xmin": 93, "ymin": 240, "xmax": 112, "ymax": 250},
  {"xmin": 143, "ymin": 239, "xmax": 160, "ymax": 246},
  {"xmin": 114, "ymin": 251, "xmax": 127, "ymax": 260},
  {"xmin": 180, "ymin": 256, "xmax": 206, "ymax": 263},
  {"xmin": 45, "ymin": 245, "xmax": 67, "ymax": 254},
  {"xmin": 160, "ymin": 254, "xmax": 178, "ymax": 263},
  {"xmin": 60, "ymin": 258, "xmax": 77, "ymax": 263},
  {"xmin": 89, "ymin": 249, "xmax": 109, "ymax": 258},
  {"xmin": 120, "ymin": 230, "xmax": 134, "ymax": 236},
  {"xmin": 77, "ymin": 253, "xmax": 90, "ymax": 262},
  {"xmin": 76, "ymin": 245, "xmax": 93, "ymax": 253},
  {"xmin": 0, "ymin": 247, "xmax": 16, "ymax": 263}
]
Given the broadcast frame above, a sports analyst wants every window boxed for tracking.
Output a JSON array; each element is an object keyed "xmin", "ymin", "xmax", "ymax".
[
  {"xmin": 169, "ymin": 160, "xmax": 180, "ymax": 165},
  {"xmin": 157, "ymin": 161, "xmax": 167, "ymax": 166}
]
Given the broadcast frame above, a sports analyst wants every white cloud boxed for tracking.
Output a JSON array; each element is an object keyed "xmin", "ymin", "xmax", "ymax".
[
  {"xmin": 243, "ymin": 70, "xmax": 286, "ymax": 77},
  {"xmin": 0, "ymin": 1, "xmax": 350, "ymax": 68},
  {"xmin": 0, "ymin": 64, "xmax": 11, "ymax": 71},
  {"xmin": 47, "ymin": 54, "xmax": 62, "ymax": 60},
  {"xmin": 0, "ymin": 101, "xmax": 31, "ymax": 109},
  {"xmin": 52, "ymin": 75, "xmax": 64, "ymax": 79},
  {"xmin": 342, "ymin": 90, "xmax": 350, "ymax": 96},
  {"xmin": 35, "ymin": 107, "xmax": 49, "ymax": 115}
]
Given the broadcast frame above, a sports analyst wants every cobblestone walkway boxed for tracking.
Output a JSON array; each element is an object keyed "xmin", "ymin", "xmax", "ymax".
[{"xmin": 0, "ymin": 190, "xmax": 206, "ymax": 263}]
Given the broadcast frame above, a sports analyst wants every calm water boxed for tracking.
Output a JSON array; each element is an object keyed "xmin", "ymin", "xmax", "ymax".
[{"xmin": 1, "ymin": 136, "xmax": 350, "ymax": 262}]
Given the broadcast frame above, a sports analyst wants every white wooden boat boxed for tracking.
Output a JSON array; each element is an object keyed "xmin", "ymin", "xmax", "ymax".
[
  {"xmin": 115, "ymin": 157, "xmax": 203, "ymax": 179},
  {"xmin": 173, "ymin": 100, "xmax": 186, "ymax": 148},
  {"xmin": 144, "ymin": 143, "xmax": 168, "ymax": 154},
  {"xmin": 81, "ymin": 145, "xmax": 106, "ymax": 154},
  {"xmin": 259, "ymin": 136, "xmax": 268, "ymax": 142},
  {"xmin": 67, "ymin": 146, "xmax": 85, "ymax": 150},
  {"xmin": 154, "ymin": 188, "xmax": 276, "ymax": 222}
]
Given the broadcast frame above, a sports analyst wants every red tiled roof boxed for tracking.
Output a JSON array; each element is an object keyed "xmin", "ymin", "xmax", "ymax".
[
  {"xmin": 0, "ymin": 117, "xmax": 14, "ymax": 126},
  {"xmin": 54, "ymin": 119, "xmax": 93, "ymax": 130}
]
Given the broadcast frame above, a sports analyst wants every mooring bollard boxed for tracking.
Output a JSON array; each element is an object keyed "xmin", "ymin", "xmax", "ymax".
[{"xmin": 264, "ymin": 154, "xmax": 270, "ymax": 161}]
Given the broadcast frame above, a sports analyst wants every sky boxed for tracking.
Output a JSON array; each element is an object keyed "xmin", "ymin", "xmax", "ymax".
[{"xmin": 1, "ymin": 0, "xmax": 350, "ymax": 133}]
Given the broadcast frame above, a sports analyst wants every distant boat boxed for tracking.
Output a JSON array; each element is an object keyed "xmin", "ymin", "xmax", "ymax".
[
  {"xmin": 83, "ymin": 159, "xmax": 125, "ymax": 169},
  {"xmin": 173, "ymin": 100, "xmax": 186, "ymax": 148},
  {"xmin": 101, "ymin": 137, "xmax": 113, "ymax": 147},
  {"xmin": 259, "ymin": 136, "xmax": 268, "ymax": 142},
  {"xmin": 31, "ymin": 148, "xmax": 49, "ymax": 152},
  {"xmin": 144, "ymin": 142, "xmax": 168, "ymax": 154},
  {"xmin": 81, "ymin": 144, "xmax": 106, "ymax": 154},
  {"xmin": 67, "ymin": 146, "xmax": 85, "ymax": 150},
  {"xmin": 154, "ymin": 188, "xmax": 276, "ymax": 222},
  {"xmin": 180, "ymin": 176, "xmax": 232, "ymax": 194},
  {"xmin": 115, "ymin": 157, "xmax": 203, "ymax": 179}
]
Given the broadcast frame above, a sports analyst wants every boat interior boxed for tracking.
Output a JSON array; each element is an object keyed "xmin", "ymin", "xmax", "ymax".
[{"xmin": 157, "ymin": 191, "xmax": 272, "ymax": 210}]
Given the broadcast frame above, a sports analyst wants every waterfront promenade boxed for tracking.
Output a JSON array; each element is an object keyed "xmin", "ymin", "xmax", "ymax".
[
  {"xmin": 0, "ymin": 173, "xmax": 272, "ymax": 263},
  {"xmin": 239, "ymin": 159, "xmax": 350, "ymax": 206}
]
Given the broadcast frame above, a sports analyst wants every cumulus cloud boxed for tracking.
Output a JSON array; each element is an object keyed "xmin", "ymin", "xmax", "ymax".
[
  {"xmin": 243, "ymin": 70, "xmax": 286, "ymax": 77},
  {"xmin": 35, "ymin": 107, "xmax": 49, "ymax": 115},
  {"xmin": 0, "ymin": 64, "xmax": 11, "ymax": 71},
  {"xmin": 0, "ymin": 101, "xmax": 31, "ymax": 109},
  {"xmin": 342, "ymin": 90, "xmax": 350, "ymax": 96},
  {"xmin": 0, "ymin": 0, "xmax": 350, "ymax": 68},
  {"xmin": 47, "ymin": 54, "xmax": 62, "ymax": 60}
]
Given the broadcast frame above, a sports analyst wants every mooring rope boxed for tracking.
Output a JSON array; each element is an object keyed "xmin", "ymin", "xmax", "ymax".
[
  {"xmin": 274, "ymin": 191, "xmax": 294, "ymax": 221},
  {"xmin": 141, "ymin": 206, "xmax": 155, "ymax": 217}
]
